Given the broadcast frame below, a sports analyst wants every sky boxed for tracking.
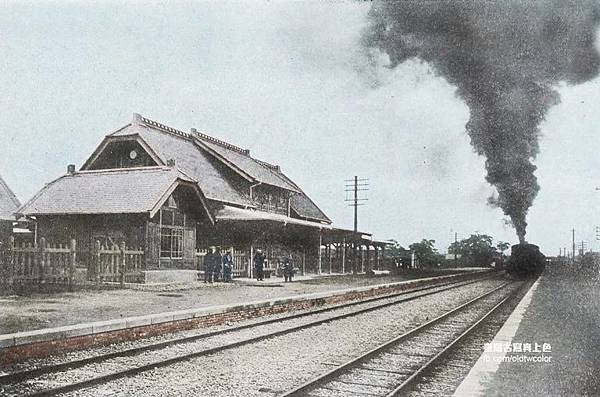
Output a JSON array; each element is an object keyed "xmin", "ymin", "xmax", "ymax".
[{"xmin": 1, "ymin": 1, "xmax": 599, "ymax": 255}]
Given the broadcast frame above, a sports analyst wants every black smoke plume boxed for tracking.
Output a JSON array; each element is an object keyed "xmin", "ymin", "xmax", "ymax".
[{"xmin": 363, "ymin": 1, "xmax": 600, "ymax": 242}]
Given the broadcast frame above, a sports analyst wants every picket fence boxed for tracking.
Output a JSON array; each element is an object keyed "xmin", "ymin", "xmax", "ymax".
[{"xmin": 0, "ymin": 237, "xmax": 144, "ymax": 291}]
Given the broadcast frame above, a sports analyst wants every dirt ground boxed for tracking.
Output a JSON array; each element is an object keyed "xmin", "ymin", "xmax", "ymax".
[{"xmin": 0, "ymin": 269, "xmax": 474, "ymax": 335}]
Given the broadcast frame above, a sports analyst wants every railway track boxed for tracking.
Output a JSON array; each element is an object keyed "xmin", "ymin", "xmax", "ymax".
[
  {"xmin": 281, "ymin": 279, "xmax": 525, "ymax": 397},
  {"xmin": 0, "ymin": 274, "xmax": 495, "ymax": 397}
]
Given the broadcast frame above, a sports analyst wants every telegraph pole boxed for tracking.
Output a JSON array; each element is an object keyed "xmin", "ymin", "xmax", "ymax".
[
  {"xmin": 354, "ymin": 176, "xmax": 358, "ymax": 232},
  {"xmin": 454, "ymin": 232, "xmax": 458, "ymax": 267},
  {"xmin": 345, "ymin": 176, "xmax": 369, "ymax": 233},
  {"xmin": 345, "ymin": 176, "xmax": 369, "ymax": 274},
  {"xmin": 572, "ymin": 228, "xmax": 576, "ymax": 264}
]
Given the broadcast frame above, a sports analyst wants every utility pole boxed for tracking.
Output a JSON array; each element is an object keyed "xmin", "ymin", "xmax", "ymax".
[
  {"xmin": 454, "ymin": 232, "xmax": 458, "ymax": 267},
  {"xmin": 345, "ymin": 176, "xmax": 369, "ymax": 232},
  {"xmin": 572, "ymin": 228, "xmax": 576, "ymax": 264},
  {"xmin": 345, "ymin": 176, "xmax": 369, "ymax": 274}
]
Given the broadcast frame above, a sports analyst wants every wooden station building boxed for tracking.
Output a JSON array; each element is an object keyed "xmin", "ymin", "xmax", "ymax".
[{"xmin": 18, "ymin": 114, "xmax": 387, "ymax": 279}]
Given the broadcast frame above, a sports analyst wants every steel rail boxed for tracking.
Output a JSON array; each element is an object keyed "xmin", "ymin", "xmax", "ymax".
[
  {"xmin": 280, "ymin": 281, "xmax": 513, "ymax": 397},
  {"xmin": 0, "ymin": 274, "xmax": 489, "ymax": 386},
  {"xmin": 7, "ymin": 275, "xmax": 495, "ymax": 396},
  {"xmin": 385, "ymin": 282, "xmax": 526, "ymax": 396}
]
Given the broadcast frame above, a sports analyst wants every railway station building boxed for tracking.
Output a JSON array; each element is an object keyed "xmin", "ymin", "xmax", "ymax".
[{"xmin": 17, "ymin": 114, "xmax": 387, "ymax": 281}]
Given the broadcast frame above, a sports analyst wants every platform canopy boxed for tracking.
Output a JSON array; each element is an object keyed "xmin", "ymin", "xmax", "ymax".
[{"xmin": 214, "ymin": 205, "xmax": 384, "ymax": 247}]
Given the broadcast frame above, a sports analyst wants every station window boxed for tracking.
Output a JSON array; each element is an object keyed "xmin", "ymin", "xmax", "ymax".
[{"xmin": 160, "ymin": 228, "xmax": 184, "ymax": 259}]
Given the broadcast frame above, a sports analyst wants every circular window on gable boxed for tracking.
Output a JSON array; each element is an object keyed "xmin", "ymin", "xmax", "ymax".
[{"xmin": 129, "ymin": 149, "xmax": 138, "ymax": 160}]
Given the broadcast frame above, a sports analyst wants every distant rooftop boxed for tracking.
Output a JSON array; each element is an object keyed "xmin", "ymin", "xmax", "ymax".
[{"xmin": 0, "ymin": 175, "xmax": 20, "ymax": 221}]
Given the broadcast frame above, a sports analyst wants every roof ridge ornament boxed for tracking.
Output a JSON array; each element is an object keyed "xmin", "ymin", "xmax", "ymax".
[
  {"xmin": 254, "ymin": 158, "xmax": 280, "ymax": 171},
  {"xmin": 190, "ymin": 127, "xmax": 250, "ymax": 155},
  {"xmin": 136, "ymin": 114, "xmax": 189, "ymax": 139},
  {"xmin": 133, "ymin": 112, "xmax": 142, "ymax": 125}
]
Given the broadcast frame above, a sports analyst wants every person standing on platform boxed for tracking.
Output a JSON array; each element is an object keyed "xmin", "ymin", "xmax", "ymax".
[
  {"xmin": 213, "ymin": 247, "xmax": 222, "ymax": 282},
  {"xmin": 223, "ymin": 250, "xmax": 233, "ymax": 282},
  {"xmin": 254, "ymin": 249, "xmax": 265, "ymax": 281},
  {"xmin": 204, "ymin": 247, "xmax": 215, "ymax": 283},
  {"xmin": 283, "ymin": 255, "xmax": 294, "ymax": 282}
]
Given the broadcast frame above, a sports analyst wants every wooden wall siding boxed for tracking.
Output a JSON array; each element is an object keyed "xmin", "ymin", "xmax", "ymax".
[
  {"xmin": 145, "ymin": 221, "xmax": 196, "ymax": 270},
  {"xmin": 145, "ymin": 222, "xmax": 161, "ymax": 268},
  {"xmin": 36, "ymin": 215, "xmax": 146, "ymax": 257},
  {"xmin": 0, "ymin": 221, "xmax": 12, "ymax": 242},
  {"xmin": 87, "ymin": 140, "xmax": 157, "ymax": 170},
  {"xmin": 146, "ymin": 189, "xmax": 203, "ymax": 270},
  {"xmin": 253, "ymin": 184, "xmax": 290, "ymax": 215}
]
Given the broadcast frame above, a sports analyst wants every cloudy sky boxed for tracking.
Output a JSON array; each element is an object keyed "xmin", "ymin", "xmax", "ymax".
[{"xmin": 1, "ymin": 1, "xmax": 599, "ymax": 255}]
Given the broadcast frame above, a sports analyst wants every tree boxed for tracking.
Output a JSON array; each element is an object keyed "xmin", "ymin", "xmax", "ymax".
[
  {"xmin": 449, "ymin": 234, "xmax": 498, "ymax": 267},
  {"xmin": 387, "ymin": 239, "xmax": 411, "ymax": 269},
  {"xmin": 409, "ymin": 239, "xmax": 442, "ymax": 268}
]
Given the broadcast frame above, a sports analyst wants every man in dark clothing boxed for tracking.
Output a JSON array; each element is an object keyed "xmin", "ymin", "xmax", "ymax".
[
  {"xmin": 204, "ymin": 247, "xmax": 215, "ymax": 283},
  {"xmin": 213, "ymin": 248, "xmax": 222, "ymax": 282},
  {"xmin": 283, "ymin": 256, "xmax": 294, "ymax": 282},
  {"xmin": 222, "ymin": 250, "xmax": 233, "ymax": 282},
  {"xmin": 254, "ymin": 249, "xmax": 265, "ymax": 281}
]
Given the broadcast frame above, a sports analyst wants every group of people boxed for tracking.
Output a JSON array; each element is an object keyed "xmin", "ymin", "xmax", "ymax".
[
  {"xmin": 200, "ymin": 247, "xmax": 295, "ymax": 283},
  {"xmin": 252, "ymin": 249, "xmax": 295, "ymax": 282},
  {"xmin": 201, "ymin": 247, "xmax": 233, "ymax": 283}
]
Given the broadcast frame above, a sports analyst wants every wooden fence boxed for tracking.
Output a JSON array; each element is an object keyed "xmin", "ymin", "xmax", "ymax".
[
  {"xmin": 0, "ymin": 237, "xmax": 145, "ymax": 291},
  {"xmin": 0, "ymin": 237, "xmax": 77, "ymax": 290},
  {"xmin": 89, "ymin": 241, "xmax": 145, "ymax": 284}
]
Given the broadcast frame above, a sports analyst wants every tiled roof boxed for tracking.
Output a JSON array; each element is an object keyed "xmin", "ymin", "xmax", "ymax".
[
  {"xmin": 193, "ymin": 137, "xmax": 299, "ymax": 192},
  {"xmin": 136, "ymin": 126, "xmax": 254, "ymax": 207},
  {"xmin": 272, "ymin": 170, "xmax": 331, "ymax": 223},
  {"xmin": 18, "ymin": 167, "xmax": 193, "ymax": 216},
  {"xmin": 0, "ymin": 175, "xmax": 20, "ymax": 221},
  {"xmin": 93, "ymin": 114, "xmax": 331, "ymax": 223}
]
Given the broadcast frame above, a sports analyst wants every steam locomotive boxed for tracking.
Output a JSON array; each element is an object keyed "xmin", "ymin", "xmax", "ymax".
[{"xmin": 505, "ymin": 243, "xmax": 546, "ymax": 277}]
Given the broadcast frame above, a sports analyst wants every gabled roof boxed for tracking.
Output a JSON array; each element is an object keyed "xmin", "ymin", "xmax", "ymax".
[
  {"xmin": 18, "ymin": 167, "xmax": 213, "ymax": 222},
  {"xmin": 193, "ymin": 136, "xmax": 299, "ymax": 192},
  {"xmin": 0, "ymin": 175, "xmax": 20, "ymax": 221},
  {"xmin": 82, "ymin": 114, "xmax": 331, "ymax": 223},
  {"xmin": 270, "ymin": 169, "xmax": 331, "ymax": 223},
  {"xmin": 136, "ymin": 126, "xmax": 255, "ymax": 207}
]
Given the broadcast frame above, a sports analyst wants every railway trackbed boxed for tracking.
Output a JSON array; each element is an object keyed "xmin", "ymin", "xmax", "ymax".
[
  {"xmin": 280, "ymin": 279, "xmax": 526, "ymax": 397},
  {"xmin": 0, "ymin": 274, "xmax": 496, "ymax": 396}
]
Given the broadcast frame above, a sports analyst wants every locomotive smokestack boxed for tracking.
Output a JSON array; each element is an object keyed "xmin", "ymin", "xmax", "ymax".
[{"xmin": 362, "ymin": 1, "xmax": 600, "ymax": 241}]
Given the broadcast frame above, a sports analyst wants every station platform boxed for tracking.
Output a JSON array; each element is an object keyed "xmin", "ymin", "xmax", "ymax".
[
  {"xmin": 0, "ymin": 268, "xmax": 483, "ymax": 336},
  {"xmin": 0, "ymin": 269, "xmax": 492, "ymax": 365},
  {"xmin": 455, "ymin": 260, "xmax": 600, "ymax": 396}
]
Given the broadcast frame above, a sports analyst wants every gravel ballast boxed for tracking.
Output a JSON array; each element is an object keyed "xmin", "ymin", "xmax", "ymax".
[{"xmin": 51, "ymin": 277, "xmax": 509, "ymax": 397}]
